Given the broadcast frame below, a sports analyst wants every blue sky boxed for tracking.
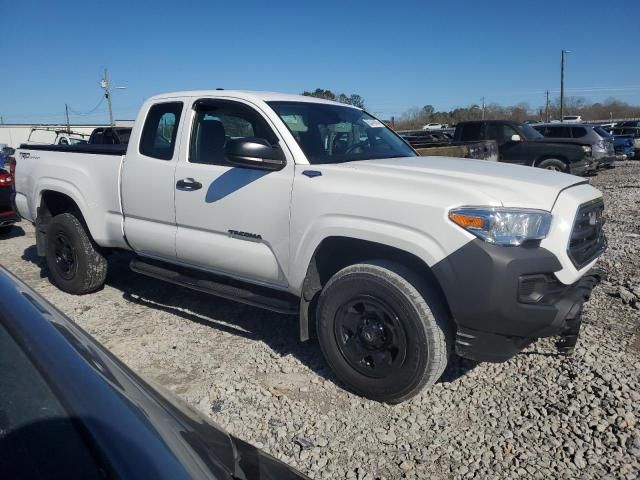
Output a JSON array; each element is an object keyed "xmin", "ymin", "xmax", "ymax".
[{"xmin": 1, "ymin": 0, "xmax": 639, "ymax": 123}]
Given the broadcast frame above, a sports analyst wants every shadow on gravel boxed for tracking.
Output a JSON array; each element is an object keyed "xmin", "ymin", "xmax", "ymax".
[
  {"xmin": 103, "ymin": 253, "xmax": 336, "ymax": 385},
  {"xmin": 21, "ymin": 245, "xmax": 48, "ymax": 277},
  {"xmin": 0, "ymin": 225, "xmax": 25, "ymax": 240},
  {"xmin": 437, "ymin": 355, "xmax": 479, "ymax": 383}
]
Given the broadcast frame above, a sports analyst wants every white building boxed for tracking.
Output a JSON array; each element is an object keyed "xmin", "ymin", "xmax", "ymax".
[{"xmin": 0, "ymin": 120, "xmax": 134, "ymax": 148}]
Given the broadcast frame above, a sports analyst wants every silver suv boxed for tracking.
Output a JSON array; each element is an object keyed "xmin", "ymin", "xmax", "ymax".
[{"xmin": 534, "ymin": 124, "xmax": 615, "ymax": 169}]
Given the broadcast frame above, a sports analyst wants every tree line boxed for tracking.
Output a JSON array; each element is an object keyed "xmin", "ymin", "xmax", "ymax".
[
  {"xmin": 395, "ymin": 97, "xmax": 640, "ymax": 130},
  {"xmin": 302, "ymin": 88, "xmax": 365, "ymax": 109}
]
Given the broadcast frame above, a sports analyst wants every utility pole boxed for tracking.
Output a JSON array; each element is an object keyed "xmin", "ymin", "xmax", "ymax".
[
  {"xmin": 65, "ymin": 104, "xmax": 71, "ymax": 133},
  {"xmin": 100, "ymin": 68, "xmax": 114, "ymax": 126},
  {"xmin": 545, "ymin": 90, "xmax": 550, "ymax": 122},
  {"xmin": 481, "ymin": 96, "xmax": 485, "ymax": 120},
  {"xmin": 0, "ymin": 116, "xmax": 3, "ymax": 125},
  {"xmin": 560, "ymin": 49, "xmax": 569, "ymax": 123}
]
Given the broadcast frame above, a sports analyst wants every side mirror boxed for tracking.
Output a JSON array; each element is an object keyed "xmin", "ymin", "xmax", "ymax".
[
  {"xmin": 225, "ymin": 137, "xmax": 286, "ymax": 171},
  {"xmin": 510, "ymin": 134, "xmax": 522, "ymax": 142}
]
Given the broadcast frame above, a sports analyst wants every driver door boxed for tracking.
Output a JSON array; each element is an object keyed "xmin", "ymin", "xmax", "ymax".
[
  {"xmin": 489, "ymin": 123, "xmax": 529, "ymax": 165},
  {"xmin": 173, "ymin": 99, "xmax": 294, "ymax": 287}
]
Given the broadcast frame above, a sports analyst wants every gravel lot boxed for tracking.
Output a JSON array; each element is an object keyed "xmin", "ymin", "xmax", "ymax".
[{"xmin": 1, "ymin": 162, "xmax": 639, "ymax": 479}]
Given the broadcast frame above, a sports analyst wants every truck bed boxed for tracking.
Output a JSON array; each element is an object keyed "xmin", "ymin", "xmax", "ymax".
[{"xmin": 13, "ymin": 145, "xmax": 128, "ymax": 249}]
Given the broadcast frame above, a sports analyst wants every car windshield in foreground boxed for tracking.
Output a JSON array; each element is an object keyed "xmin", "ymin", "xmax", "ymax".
[
  {"xmin": 268, "ymin": 101, "xmax": 416, "ymax": 164},
  {"xmin": 519, "ymin": 123, "xmax": 544, "ymax": 139}
]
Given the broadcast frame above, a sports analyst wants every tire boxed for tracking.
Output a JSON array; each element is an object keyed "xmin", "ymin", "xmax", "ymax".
[
  {"xmin": 0, "ymin": 225, "xmax": 13, "ymax": 236},
  {"xmin": 45, "ymin": 213, "xmax": 107, "ymax": 294},
  {"xmin": 316, "ymin": 260, "xmax": 451, "ymax": 403},
  {"xmin": 537, "ymin": 158, "xmax": 568, "ymax": 172}
]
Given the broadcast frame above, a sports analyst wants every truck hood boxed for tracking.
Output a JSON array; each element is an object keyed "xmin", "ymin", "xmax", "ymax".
[{"xmin": 347, "ymin": 156, "xmax": 586, "ymax": 211}]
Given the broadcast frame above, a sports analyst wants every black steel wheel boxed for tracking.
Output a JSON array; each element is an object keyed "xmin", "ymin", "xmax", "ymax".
[
  {"xmin": 52, "ymin": 231, "xmax": 77, "ymax": 280},
  {"xmin": 317, "ymin": 260, "xmax": 451, "ymax": 403},
  {"xmin": 334, "ymin": 295, "xmax": 407, "ymax": 379},
  {"xmin": 45, "ymin": 213, "xmax": 107, "ymax": 294}
]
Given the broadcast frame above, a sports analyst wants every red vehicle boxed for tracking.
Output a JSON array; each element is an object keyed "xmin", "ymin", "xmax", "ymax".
[{"xmin": 0, "ymin": 158, "xmax": 19, "ymax": 233}]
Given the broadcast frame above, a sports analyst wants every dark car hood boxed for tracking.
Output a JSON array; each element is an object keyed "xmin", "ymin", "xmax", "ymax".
[{"xmin": 0, "ymin": 267, "xmax": 307, "ymax": 480}]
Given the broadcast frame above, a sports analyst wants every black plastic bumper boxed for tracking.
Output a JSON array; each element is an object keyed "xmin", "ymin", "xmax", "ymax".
[{"xmin": 431, "ymin": 239, "xmax": 603, "ymax": 362}]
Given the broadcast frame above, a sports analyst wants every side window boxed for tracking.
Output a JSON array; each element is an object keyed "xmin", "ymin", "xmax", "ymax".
[
  {"xmin": 546, "ymin": 126, "xmax": 568, "ymax": 138},
  {"xmin": 140, "ymin": 102, "xmax": 183, "ymax": 160},
  {"xmin": 487, "ymin": 124, "xmax": 518, "ymax": 145},
  {"xmin": 460, "ymin": 123, "xmax": 482, "ymax": 141},
  {"xmin": 571, "ymin": 127, "xmax": 587, "ymax": 138},
  {"xmin": 190, "ymin": 101, "xmax": 278, "ymax": 166}
]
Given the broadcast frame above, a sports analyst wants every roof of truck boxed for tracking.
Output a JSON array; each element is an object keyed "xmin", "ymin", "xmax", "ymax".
[{"xmin": 147, "ymin": 90, "xmax": 360, "ymax": 108}]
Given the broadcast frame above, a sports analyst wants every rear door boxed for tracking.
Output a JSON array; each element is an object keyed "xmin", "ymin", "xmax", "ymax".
[
  {"xmin": 173, "ymin": 98, "xmax": 294, "ymax": 286},
  {"xmin": 121, "ymin": 101, "xmax": 185, "ymax": 260}
]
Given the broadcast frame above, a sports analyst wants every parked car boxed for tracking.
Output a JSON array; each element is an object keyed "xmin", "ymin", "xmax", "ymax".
[
  {"xmin": 421, "ymin": 122, "xmax": 447, "ymax": 131},
  {"xmin": 14, "ymin": 90, "xmax": 606, "ymax": 402},
  {"xmin": 453, "ymin": 120, "xmax": 594, "ymax": 174},
  {"xmin": 562, "ymin": 115, "xmax": 583, "ymax": 123},
  {"xmin": 617, "ymin": 120, "xmax": 640, "ymax": 128},
  {"xmin": 89, "ymin": 126, "xmax": 132, "ymax": 144},
  {"xmin": 533, "ymin": 123, "xmax": 615, "ymax": 169},
  {"xmin": 0, "ymin": 163, "xmax": 18, "ymax": 233},
  {"xmin": 613, "ymin": 134, "xmax": 636, "ymax": 159},
  {"xmin": 611, "ymin": 127, "xmax": 640, "ymax": 159},
  {"xmin": 0, "ymin": 266, "xmax": 308, "ymax": 480}
]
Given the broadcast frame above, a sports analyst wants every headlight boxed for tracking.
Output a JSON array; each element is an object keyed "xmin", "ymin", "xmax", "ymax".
[{"xmin": 449, "ymin": 207, "xmax": 552, "ymax": 246}]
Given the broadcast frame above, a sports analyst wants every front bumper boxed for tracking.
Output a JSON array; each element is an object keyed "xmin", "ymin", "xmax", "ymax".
[
  {"xmin": 568, "ymin": 159, "xmax": 592, "ymax": 176},
  {"xmin": 596, "ymin": 155, "xmax": 616, "ymax": 168},
  {"xmin": 431, "ymin": 239, "xmax": 604, "ymax": 362}
]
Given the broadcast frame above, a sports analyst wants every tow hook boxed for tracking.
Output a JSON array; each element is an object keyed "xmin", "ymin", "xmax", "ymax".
[{"xmin": 556, "ymin": 269, "xmax": 604, "ymax": 355}]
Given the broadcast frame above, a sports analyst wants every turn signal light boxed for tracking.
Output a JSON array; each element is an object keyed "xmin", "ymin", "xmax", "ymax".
[{"xmin": 449, "ymin": 212, "xmax": 485, "ymax": 229}]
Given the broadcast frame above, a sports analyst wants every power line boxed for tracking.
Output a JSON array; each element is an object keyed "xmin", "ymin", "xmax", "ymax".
[{"xmin": 69, "ymin": 96, "xmax": 105, "ymax": 116}]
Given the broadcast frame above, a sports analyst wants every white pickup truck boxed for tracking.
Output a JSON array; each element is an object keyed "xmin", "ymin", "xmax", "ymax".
[{"xmin": 12, "ymin": 90, "xmax": 606, "ymax": 402}]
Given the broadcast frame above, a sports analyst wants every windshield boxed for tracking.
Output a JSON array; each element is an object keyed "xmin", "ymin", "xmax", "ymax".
[
  {"xmin": 519, "ymin": 123, "xmax": 544, "ymax": 139},
  {"xmin": 267, "ymin": 101, "xmax": 415, "ymax": 164}
]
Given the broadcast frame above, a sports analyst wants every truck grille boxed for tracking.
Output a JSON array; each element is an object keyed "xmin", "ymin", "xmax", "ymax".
[{"xmin": 568, "ymin": 199, "xmax": 606, "ymax": 269}]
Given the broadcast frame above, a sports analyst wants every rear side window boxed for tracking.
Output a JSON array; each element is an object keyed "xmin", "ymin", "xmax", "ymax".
[
  {"xmin": 140, "ymin": 102, "xmax": 183, "ymax": 160},
  {"xmin": 570, "ymin": 127, "xmax": 587, "ymax": 138},
  {"xmin": 459, "ymin": 123, "xmax": 482, "ymax": 141},
  {"xmin": 546, "ymin": 126, "xmax": 569, "ymax": 138}
]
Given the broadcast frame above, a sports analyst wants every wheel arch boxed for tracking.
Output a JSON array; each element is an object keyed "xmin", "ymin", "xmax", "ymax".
[
  {"xmin": 298, "ymin": 236, "xmax": 452, "ymax": 341},
  {"xmin": 36, "ymin": 189, "xmax": 94, "ymax": 256},
  {"xmin": 533, "ymin": 155, "xmax": 569, "ymax": 168}
]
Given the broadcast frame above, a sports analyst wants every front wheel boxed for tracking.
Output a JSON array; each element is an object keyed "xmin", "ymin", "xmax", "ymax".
[
  {"xmin": 316, "ymin": 261, "xmax": 451, "ymax": 403},
  {"xmin": 537, "ymin": 158, "xmax": 568, "ymax": 172},
  {"xmin": 45, "ymin": 213, "xmax": 107, "ymax": 294}
]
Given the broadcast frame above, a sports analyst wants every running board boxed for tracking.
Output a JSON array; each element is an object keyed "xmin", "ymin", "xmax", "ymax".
[{"xmin": 130, "ymin": 258, "xmax": 299, "ymax": 315}]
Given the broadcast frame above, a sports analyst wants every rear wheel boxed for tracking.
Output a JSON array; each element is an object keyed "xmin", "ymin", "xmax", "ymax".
[
  {"xmin": 45, "ymin": 213, "xmax": 107, "ymax": 294},
  {"xmin": 316, "ymin": 260, "xmax": 451, "ymax": 403},
  {"xmin": 537, "ymin": 158, "xmax": 567, "ymax": 172}
]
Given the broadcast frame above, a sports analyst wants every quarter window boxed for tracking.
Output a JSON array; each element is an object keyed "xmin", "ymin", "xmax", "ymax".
[{"xmin": 140, "ymin": 102, "xmax": 183, "ymax": 160}]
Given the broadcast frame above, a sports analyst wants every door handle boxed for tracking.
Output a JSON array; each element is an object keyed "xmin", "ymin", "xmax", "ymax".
[{"xmin": 176, "ymin": 178, "xmax": 202, "ymax": 191}]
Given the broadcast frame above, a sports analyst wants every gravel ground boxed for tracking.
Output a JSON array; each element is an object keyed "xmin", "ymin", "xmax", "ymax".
[{"xmin": 1, "ymin": 162, "xmax": 639, "ymax": 479}]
